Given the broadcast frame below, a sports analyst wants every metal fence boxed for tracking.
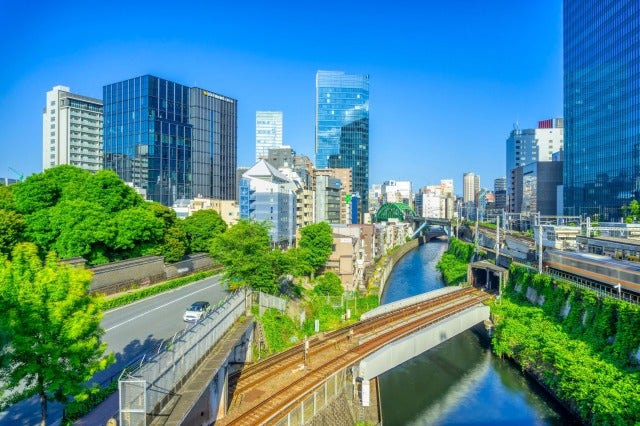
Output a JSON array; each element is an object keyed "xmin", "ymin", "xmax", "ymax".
[
  {"xmin": 257, "ymin": 291, "xmax": 287, "ymax": 315},
  {"xmin": 273, "ymin": 368, "xmax": 349, "ymax": 426},
  {"xmin": 119, "ymin": 290, "xmax": 247, "ymax": 425}
]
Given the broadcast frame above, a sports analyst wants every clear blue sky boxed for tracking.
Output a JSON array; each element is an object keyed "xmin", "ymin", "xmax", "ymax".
[{"xmin": 0, "ymin": 0, "xmax": 563, "ymax": 194}]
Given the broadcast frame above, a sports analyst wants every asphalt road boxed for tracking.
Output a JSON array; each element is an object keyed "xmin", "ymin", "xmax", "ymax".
[{"xmin": 0, "ymin": 273, "xmax": 230, "ymax": 426}]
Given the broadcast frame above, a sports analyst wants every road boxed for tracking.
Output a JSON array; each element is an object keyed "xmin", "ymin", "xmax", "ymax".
[{"xmin": 0, "ymin": 273, "xmax": 229, "ymax": 426}]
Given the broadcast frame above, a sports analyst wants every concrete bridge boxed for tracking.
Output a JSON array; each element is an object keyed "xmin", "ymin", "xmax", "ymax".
[
  {"xmin": 137, "ymin": 286, "xmax": 490, "ymax": 425},
  {"xmin": 408, "ymin": 216, "xmax": 453, "ymax": 240}
]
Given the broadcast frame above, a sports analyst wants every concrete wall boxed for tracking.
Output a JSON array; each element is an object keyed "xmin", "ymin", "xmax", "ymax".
[
  {"xmin": 89, "ymin": 253, "xmax": 216, "ymax": 295},
  {"xmin": 371, "ymin": 238, "xmax": 420, "ymax": 298}
]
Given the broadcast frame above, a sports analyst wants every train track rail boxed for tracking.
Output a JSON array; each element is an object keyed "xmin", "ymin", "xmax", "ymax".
[
  {"xmin": 227, "ymin": 287, "xmax": 477, "ymax": 397},
  {"xmin": 220, "ymin": 287, "xmax": 489, "ymax": 425}
]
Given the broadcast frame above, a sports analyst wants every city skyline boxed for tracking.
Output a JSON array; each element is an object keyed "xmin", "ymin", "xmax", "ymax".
[{"xmin": 0, "ymin": 1, "xmax": 563, "ymax": 194}]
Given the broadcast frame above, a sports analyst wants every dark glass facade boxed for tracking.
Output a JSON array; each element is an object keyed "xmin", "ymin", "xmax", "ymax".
[
  {"xmin": 316, "ymin": 71, "xmax": 370, "ymax": 219},
  {"xmin": 103, "ymin": 75, "xmax": 237, "ymax": 206},
  {"xmin": 564, "ymin": 0, "xmax": 640, "ymax": 219}
]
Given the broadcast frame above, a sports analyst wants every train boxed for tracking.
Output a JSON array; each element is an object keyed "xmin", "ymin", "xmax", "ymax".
[{"xmin": 543, "ymin": 249, "xmax": 640, "ymax": 294}]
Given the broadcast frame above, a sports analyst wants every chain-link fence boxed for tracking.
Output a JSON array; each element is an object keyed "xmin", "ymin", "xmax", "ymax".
[
  {"xmin": 119, "ymin": 289, "xmax": 247, "ymax": 425},
  {"xmin": 256, "ymin": 291, "xmax": 287, "ymax": 315}
]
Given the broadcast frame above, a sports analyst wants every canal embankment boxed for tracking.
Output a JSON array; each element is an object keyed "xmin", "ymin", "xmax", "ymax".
[{"xmin": 437, "ymin": 239, "xmax": 640, "ymax": 425}]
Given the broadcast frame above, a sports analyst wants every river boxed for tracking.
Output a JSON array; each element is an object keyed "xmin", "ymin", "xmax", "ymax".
[{"xmin": 378, "ymin": 241, "xmax": 579, "ymax": 425}]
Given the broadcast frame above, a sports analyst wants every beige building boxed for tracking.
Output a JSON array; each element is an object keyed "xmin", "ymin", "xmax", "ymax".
[
  {"xmin": 325, "ymin": 234, "xmax": 360, "ymax": 291},
  {"xmin": 172, "ymin": 197, "xmax": 240, "ymax": 226}
]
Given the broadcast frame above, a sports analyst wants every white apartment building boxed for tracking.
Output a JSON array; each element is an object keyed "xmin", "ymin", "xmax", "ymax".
[
  {"xmin": 382, "ymin": 180, "xmax": 413, "ymax": 205},
  {"xmin": 43, "ymin": 85, "xmax": 103, "ymax": 172},
  {"xmin": 255, "ymin": 111, "xmax": 283, "ymax": 162}
]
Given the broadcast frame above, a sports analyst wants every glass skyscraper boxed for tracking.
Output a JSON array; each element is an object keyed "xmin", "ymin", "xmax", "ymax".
[
  {"xmin": 103, "ymin": 75, "xmax": 237, "ymax": 206},
  {"xmin": 315, "ymin": 71, "xmax": 369, "ymax": 219},
  {"xmin": 256, "ymin": 111, "xmax": 283, "ymax": 162},
  {"xmin": 563, "ymin": 0, "xmax": 640, "ymax": 219}
]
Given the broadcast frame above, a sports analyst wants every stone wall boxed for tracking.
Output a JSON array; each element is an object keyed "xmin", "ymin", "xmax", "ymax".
[{"xmin": 372, "ymin": 239, "xmax": 420, "ymax": 299}]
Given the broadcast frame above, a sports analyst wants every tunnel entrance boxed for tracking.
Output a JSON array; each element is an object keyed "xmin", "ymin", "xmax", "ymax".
[{"xmin": 468, "ymin": 261, "xmax": 508, "ymax": 294}]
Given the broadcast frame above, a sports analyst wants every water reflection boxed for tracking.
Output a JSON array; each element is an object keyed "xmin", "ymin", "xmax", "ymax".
[{"xmin": 378, "ymin": 242, "xmax": 574, "ymax": 425}]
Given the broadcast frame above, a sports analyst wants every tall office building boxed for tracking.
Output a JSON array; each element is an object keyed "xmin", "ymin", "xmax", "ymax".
[
  {"xmin": 506, "ymin": 119, "xmax": 563, "ymax": 212},
  {"xmin": 43, "ymin": 85, "xmax": 103, "ymax": 172},
  {"xmin": 564, "ymin": 0, "xmax": 640, "ymax": 219},
  {"xmin": 315, "ymin": 71, "xmax": 370, "ymax": 220},
  {"xmin": 494, "ymin": 177, "xmax": 507, "ymax": 211},
  {"xmin": 103, "ymin": 75, "xmax": 237, "ymax": 206},
  {"xmin": 256, "ymin": 111, "xmax": 283, "ymax": 162}
]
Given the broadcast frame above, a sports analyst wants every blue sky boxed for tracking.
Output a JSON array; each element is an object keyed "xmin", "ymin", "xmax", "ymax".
[{"xmin": 0, "ymin": 0, "xmax": 563, "ymax": 194}]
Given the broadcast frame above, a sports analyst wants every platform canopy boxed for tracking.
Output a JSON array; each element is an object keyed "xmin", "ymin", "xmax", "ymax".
[{"xmin": 375, "ymin": 202, "xmax": 417, "ymax": 222}]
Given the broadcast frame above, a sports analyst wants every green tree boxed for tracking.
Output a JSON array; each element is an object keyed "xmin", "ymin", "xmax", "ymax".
[
  {"xmin": 0, "ymin": 243, "xmax": 113, "ymax": 425},
  {"xmin": 71, "ymin": 170, "xmax": 143, "ymax": 213},
  {"xmin": 158, "ymin": 225, "xmax": 188, "ymax": 263},
  {"xmin": 210, "ymin": 219, "xmax": 277, "ymax": 293},
  {"xmin": 298, "ymin": 222, "xmax": 333, "ymax": 276},
  {"xmin": 111, "ymin": 207, "xmax": 164, "ymax": 259},
  {"xmin": 0, "ymin": 185, "xmax": 16, "ymax": 211},
  {"xmin": 180, "ymin": 210, "xmax": 228, "ymax": 253},
  {"xmin": 0, "ymin": 209, "xmax": 25, "ymax": 257},
  {"xmin": 314, "ymin": 272, "xmax": 343, "ymax": 296}
]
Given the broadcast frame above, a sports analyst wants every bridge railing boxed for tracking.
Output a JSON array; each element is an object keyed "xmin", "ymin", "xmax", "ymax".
[{"xmin": 119, "ymin": 289, "xmax": 248, "ymax": 425}]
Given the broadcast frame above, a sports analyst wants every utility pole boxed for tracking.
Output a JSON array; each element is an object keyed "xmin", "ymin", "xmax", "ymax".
[
  {"xmin": 496, "ymin": 215, "xmax": 500, "ymax": 267},
  {"xmin": 537, "ymin": 212, "xmax": 543, "ymax": 273}
]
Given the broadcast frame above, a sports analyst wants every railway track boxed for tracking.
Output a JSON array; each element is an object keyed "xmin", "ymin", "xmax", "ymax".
[
  {"xmin": 227, "ymin": 287, "xmax": 477, "ymax": 397},
  {"xmin": 220, "ymin": 287, "xmax": 489, "ymax": 425}
]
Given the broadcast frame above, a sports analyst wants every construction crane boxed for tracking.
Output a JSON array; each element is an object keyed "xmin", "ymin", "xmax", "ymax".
[{"xmin": 8, "ymin": 167, "xmax": 24, "ymax": 182}]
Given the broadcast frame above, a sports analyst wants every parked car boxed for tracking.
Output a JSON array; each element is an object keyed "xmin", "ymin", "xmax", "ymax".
[{"xmin": 183, "ymin": 301, "xmax": 211, "ymax": 322}]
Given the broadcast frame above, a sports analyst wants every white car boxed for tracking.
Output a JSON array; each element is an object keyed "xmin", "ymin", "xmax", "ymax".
[{"xmin": 183, "ymin": 301, "xmax": 211, "ymax": 322}]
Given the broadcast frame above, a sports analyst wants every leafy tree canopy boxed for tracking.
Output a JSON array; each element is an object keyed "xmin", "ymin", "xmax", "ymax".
[
  {"xmin": 69, "ymin": 170, "xmax": 143, "ymax": 213},
  {"xmin": 314, "ymin": 271, "xmax": 343, "ymax": 296},
  {"xmin": 210, "ymin": 219, "xmax": 277, "ymax": 293},
  {"xmin": 0, "ymin": 243, "xmax": 113, "ymax": 425},
  {"xmin": 180, "ymin": 209, "xmax": 228, "ymax": 253},
  {"xmin": 0, "ymin": 185, "xmax": 16, "ymax": 211},
  {"xmin": 0, "ymin": 209, "xmax": 25, "ymax": 257},
  {"xmin": 298, "ymin": 222, "xmax": 333, "ymax": 274}
]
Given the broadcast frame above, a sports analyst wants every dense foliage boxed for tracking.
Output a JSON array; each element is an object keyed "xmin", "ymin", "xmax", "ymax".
[
  {"xmin": 0, "ymin": 165, "xmax": 232, "ymax": 265},
  {"xmin": 0, "ymin": 243, "xmax": 113, "ymax": 425},
  {"xmin": 179, "ymin": 209, "xmax": 227, "ymax": 253},
  {"xmin": 314, "ymin": 272, "xmax": 343, "ymax": 296},
  {"xmin": 298, "ymin": 221, "xmax": 333, "ymax": 276},
  {"xmin": 436, "ymin": 238, "xmax": 474, "ymax": 285},
  {"xmin": 492, "ymin": 264, "xmax": 640, "ymax": 424}
]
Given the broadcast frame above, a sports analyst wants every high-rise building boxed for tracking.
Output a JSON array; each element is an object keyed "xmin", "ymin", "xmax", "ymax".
[
  {"xmin": 256, "ymin": 111, "xmax": 283, "ymax": 162},
  {"xmin": 315, "ymin": 71, "xmax": 369, "ymax": 219},
  {"xmin": 506, "ymin": 119, "xmax": 563, "ymax": 212},
  {"xmin": 103, "ymin": 75, "xmax": 237, "ymax": 206},
  {"xmin": 43, "ymin": 85, "xmax": 103, "ymax": 172},
  {"xmin": 494, "ymin": 177, "xmax": 507, "ymax": 211},
  {"xmin": 564, "ymin": 0, "xmax": 640, "ymax": 219},
  {"xmin": 463, "ymin": 172, "xmax": 479, "ymax": 203}
]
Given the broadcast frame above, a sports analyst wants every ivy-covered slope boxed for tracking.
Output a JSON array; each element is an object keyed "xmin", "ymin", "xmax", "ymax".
[{"xmin": 492, "ymin": 264, "xmax": 640, "ymax": 425}]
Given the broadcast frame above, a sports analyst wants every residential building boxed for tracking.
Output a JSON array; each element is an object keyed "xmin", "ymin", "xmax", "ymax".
[
  {"xmin": 239, "ymin": 160, "xmax": 297, "ymax": 248},
  {"xmin": 43, "ymin": 85, "xmax": 103, "ymax": 172},
  {"xmin": 171, "ymin": 197, "xmax": 240, "ymax": 225},
  {"xmin": 315, "ymin": 174, "xmax": 341, "ymax": 224},
  {"xmin": 256, "ymin": 111, "xmax": 283, "ymax": 162},
  {"xmin": 463, "ymin": 172, "xmax": 479, "ymax": 203},
  {"xmin": 564, "ymin": 0, "xmax": 639, "ymax": 219},
  {"xmin": 315, "ymin": 71, "xmax": 369, "ymax": 219},
  {"xmin": 267, "ymin": 146, "xmax": 295, "ymax": 169},
  {"xmin": 381, "ymin": 180, "xmax": 413, "ymax": 206},
  {"xmin": 103, "ymin": 75, "xmax": 237, "ymax": 206}
]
